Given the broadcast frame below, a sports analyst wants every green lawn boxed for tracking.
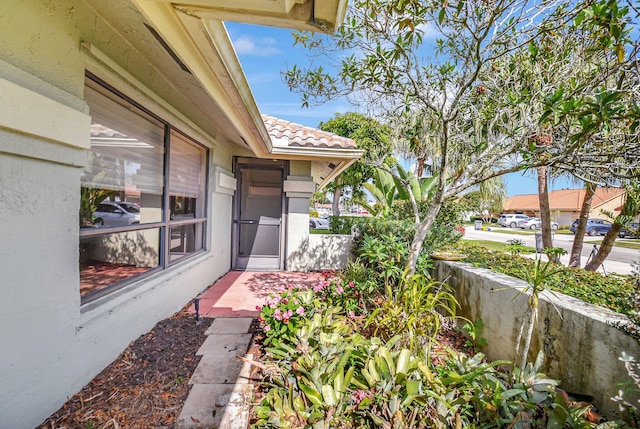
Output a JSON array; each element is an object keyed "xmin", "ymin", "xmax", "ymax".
[{"xmin": 586, "ymin": 238, "xmax": 640, "ymax": 250}]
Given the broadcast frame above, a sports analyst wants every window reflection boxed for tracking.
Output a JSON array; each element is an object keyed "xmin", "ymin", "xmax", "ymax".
[{"xmin": 80, "ymin": 228, "xmax": 161, "ymax": 299}]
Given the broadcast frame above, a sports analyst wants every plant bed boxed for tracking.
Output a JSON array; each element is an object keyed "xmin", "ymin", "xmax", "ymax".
[
  {"xmin": 37, "ymin": 303, "xmax": 211, "ymax": 429},
  {"xmin": 247, "ymin": 272, "xmax": 617, "ymax": 428}
]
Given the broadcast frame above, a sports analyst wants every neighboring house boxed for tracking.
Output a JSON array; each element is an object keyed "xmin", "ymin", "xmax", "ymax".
[
  {"xmin": 502, "ymin": 188, "xmax": 626, "ymax": 226},
  {"xmin": 0, "ymin": 1, "xmax": 360, "ymax": 428}
]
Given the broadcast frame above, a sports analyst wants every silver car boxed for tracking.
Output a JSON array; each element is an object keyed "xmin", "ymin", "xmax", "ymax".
[
  {"xmin": 518, "ymin": 217, "xmax": 559, "ymax": 230},
  {"xmin": 93, "ymin": 201, "xmax": 140, "ymax": 227}
]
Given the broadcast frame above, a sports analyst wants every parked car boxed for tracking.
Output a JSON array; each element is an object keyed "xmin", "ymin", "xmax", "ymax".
[
  {"xmin": 309, "ymin": 217, "xmax": 330, "ymax": 230},
  {"xmin": 570, "ymin": 218, "xmax": 613, "ymax": 236},
  {"xmin": 93, "ymin": 201, "xmax": 140, "ymax": 227},
  {"xmin": 498, "ymin": 214, "xmax": 530, "ymax": 228},
  {"xmin": 619, "ymin": 222, "xmax": 639, "ymax": 238},
  {"xmin": 518, "ymin": 217, "xmax": 559, "ymax": 230}
]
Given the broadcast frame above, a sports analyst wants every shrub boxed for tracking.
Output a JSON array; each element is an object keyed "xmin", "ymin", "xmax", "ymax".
[
  {"xmin": 328, "ymin": 215, "xmax": 365, "ymax": 234},
  {"xmin": 455, "ymin": 242, "xmax": 636, "ymax": 316}
]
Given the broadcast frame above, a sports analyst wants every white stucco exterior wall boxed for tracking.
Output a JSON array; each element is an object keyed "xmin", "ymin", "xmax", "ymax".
[{"xmin": 0, "ymin": 2, "xmax": 235, "ymax": 427}]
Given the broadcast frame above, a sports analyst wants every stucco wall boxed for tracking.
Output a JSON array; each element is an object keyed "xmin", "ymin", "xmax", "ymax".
[
  {"xmin": 0, "ymin": 3, "xmax": 234, "ymax": 428},
  {"xmin": 433, "ymin": 261, "xmax": 640, "ymax": 419},
  {"xmin": 285, "ymin": 233, "xmax": 353, "ymax": 272}
]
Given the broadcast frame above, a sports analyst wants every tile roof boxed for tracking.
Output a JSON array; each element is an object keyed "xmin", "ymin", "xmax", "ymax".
[
  {"xmin": 262, "ymin": 114, "xmax": 357, "ymax": 150},
  {"xmin": 504, "ymin": 188, "xmax": 626, "ymax": 211}
]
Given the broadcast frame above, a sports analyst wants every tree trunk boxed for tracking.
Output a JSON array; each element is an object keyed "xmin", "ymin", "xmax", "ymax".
[
  {"xmin": 416, "ymin": 157, "xmax": 425, "ymax": 177},
  {"xmin": 584, "ymin": 223, "xmax": 622, "ymax": 271},
  {"xmin": 405, "ymin": 198, "xmax": 443, "ymax": 276},
  {"xmin": 568, "ymin": 183, "xmax": 596, "ymax": 268},
  {"xmin": 537, "ymin": 165, "xmax": 557, "ymax": 262},
  {"xmin": 332, "ymin": 178, "xmax": 342, "ymax": 216}
]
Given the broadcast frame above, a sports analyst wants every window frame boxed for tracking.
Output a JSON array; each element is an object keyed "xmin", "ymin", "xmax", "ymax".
[{"xmin": 80, "ymin": 72, "xmax": 209, "ymax": 304}]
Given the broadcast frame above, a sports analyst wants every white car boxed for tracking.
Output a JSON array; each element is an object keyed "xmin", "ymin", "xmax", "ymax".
[
  {"xmin": 93, "ymin": 201, "xmax": 140, "ymax": 227},
  {"xmin": 518, "ymin": 217, "xmax": 559, "ymax": 230},
  {"xmin": 498, "ymin": 214, "xmax": 530, "ymax": 228},
  {"xmin": 309, "ymin": 217, "xmax": 330, "ymax": 230}
]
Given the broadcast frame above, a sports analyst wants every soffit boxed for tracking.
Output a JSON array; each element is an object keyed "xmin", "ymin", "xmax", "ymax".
[
  {"xmin": 80, "ymin": 0, "xmax": 247, "ymax": 149},
  {"xmin": 126, "ymin": 0, "xmax": 347, "ymax": 157}
]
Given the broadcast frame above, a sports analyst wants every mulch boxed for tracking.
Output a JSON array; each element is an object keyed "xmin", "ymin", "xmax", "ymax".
[
  {"xmin": 37, "ymin": 303, "xmax": 211, "ymax": 429},
  {"xmin": 37, "ymin": 302, "xmax": 471, "ymax": 429}
]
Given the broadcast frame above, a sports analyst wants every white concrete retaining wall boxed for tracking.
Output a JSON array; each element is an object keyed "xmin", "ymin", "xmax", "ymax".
[{"xmin": 433, "ymin": 261, "xmax": 640, "ymax": 419}]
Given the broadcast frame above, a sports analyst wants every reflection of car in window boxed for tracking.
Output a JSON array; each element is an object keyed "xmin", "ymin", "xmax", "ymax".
[{"xmin": 93, "ymin": 201, "xmax": 141, "ymax": 227}]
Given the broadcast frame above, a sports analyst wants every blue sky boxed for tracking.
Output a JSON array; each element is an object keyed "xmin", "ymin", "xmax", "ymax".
[{"xmin": 225, "ymin": 22, "xmax": 575, "ymax": 197}]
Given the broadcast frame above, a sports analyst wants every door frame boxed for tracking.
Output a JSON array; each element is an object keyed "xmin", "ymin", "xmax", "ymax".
[{"xmin": 231, "ymin": 157, "xmax": 288, "ymax": 270}]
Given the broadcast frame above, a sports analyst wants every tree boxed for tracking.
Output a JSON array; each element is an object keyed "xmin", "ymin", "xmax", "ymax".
[
  {"xmin": 318, "ymin": 112, "xmax": 392, "ymax": 215},
  {"xmin": 286, "ymin": 0, "xmax": 638, "ymax": 275},
  {"xmin": 584, "ymin": 182, "xmax": 640, "ymax": 271},
  {"xmin": 568, "ymin": 182, "xmax": 597, "ymax": 267},
  {"xmin": 459, "ymin": 177, "xmax": 506, "ymax": 223}
]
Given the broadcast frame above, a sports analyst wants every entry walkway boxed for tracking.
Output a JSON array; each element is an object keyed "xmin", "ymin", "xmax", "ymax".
[{"xmin": 177, "ymin": 271, "xmax": 325, "ymax": 428}]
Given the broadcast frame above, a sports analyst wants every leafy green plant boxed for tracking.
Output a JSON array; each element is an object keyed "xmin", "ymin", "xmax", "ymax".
[
  {"xmin": 511, "ymin": 255, "xmax": 563, "ymax": 376},
  {"xmin": 462, "ymin": 319, "xmax": 488, "ymax": 349},
  {"xmin": 506, "ymin": 238, "xmax": 527, "ymax": 255},
  {"xmin": 366, "ymin": 273, "xmax": 458, "ymax": 352}
]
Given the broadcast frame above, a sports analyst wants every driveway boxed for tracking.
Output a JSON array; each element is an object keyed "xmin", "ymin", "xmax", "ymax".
[{"xmin": 463, "ymin": 227, "xmax": 637, "ymax": 276}]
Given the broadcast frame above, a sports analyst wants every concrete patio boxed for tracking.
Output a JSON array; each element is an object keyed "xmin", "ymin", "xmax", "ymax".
[{"xmin": 187, "ymin": 270, "xmax": 326, "ymax": 318}]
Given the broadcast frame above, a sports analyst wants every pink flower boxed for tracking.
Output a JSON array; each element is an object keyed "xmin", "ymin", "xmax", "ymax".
[
  {"xmin": 274, "ymin": 309, "xmax": 283, "ymax": 321},
  {"xmin": 336, "ymin": 286, "xmax": 344, "ymax": 294},
  {"xmin": 258, "ymin": 315, "xmax": 265, "ymax": 323},
  {"xmin": 349, "ymin": 281, "xmax": 355, "ymax": 288},
  {"xmin": 348, "ymin": 311, "xmax": 356, "ymax": 319},
  {"xmin": 352, "ymin": 390, "xmax": 372, "ymax": 404},
  {"xmin": 256, "ymin": 305, "xmax": 262, "ymax": 311},
  {"xmin": 264, "ymin": 325, "xmax": 271, "ymax": 331},
  {"xmin": 296, "ymin": 306, "xmax": 305, "ymax": 316},
  {"xmin": 282, "ymin": 309, "xmax": 293, "ymax": 323},
  {"xmin": 282, "ymin": 298, "xmax": 288, "ymax": 304}
]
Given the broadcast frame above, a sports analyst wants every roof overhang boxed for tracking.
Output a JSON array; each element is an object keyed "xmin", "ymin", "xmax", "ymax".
[
  {"xmin": 129, "ymin": 0, "xmax": 356, "ymax": 184},
  {"xmin": 169, "ymin": 0, "xmax": 348, "ymax": 33}
]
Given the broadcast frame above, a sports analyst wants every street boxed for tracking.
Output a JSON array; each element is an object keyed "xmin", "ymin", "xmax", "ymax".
[{"xmin": 463, "ymin": 227, "xmax": 639, "ymax": 276}]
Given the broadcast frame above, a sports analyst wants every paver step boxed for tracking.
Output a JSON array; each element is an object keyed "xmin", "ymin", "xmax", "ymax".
[{"xmin": 178, "ymin": 317, "xmax": 255, "ymax": 429}]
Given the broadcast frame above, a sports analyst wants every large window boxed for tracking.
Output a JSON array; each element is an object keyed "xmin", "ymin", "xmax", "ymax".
[{"xmin": 80, "ymin": 75, "xmax": 208, "ymax": 303}]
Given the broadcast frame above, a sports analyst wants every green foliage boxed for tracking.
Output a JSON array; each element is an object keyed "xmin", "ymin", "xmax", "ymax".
[
  {"xmin": 319, "ymin": 112, "xmax": 393, "ymax": 202},
  {"xmin": 391, "ymin": 200, "xmax": 464, "ymax": 253},
  {"xmin": 455, "ymin": 242, "xmax": 636, "ymax": 316},
  {"xmin": 462, "ymin": 319, "xmax": 488, "ymax": 349},
  {"xmin": 506, "ymin": 239, "xmax": 527, "ymax": 255},
  {"xmin": 366, "ymin": 274, "xmax": 458, "ymax": 353},
  {"xmin": 328, "ymin": 215, "xmax": 364, "ymax": 235}
]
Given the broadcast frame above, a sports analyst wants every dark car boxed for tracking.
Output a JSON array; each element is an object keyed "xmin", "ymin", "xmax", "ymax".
[
  {"xmin": 619, "ymin": 222, "xmax": 639, "ymax": 239},
  {"xmin": 570, "ymin": 218, "xmax": 612, "ymax": 236}
]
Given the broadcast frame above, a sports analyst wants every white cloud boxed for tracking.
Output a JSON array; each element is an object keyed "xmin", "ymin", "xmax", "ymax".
[
  {"xmin": 233, "ymin": 36, "xmax": 280, "ymax": 56},
  {"xmin": 416, "ymin": 22, "xmax": 442, "ymax": 39}
]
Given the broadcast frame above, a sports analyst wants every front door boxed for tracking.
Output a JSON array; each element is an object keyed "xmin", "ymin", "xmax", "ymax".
[{"xmin": 232, "ymin": 159, "xmax": 286, "ymax": 270}]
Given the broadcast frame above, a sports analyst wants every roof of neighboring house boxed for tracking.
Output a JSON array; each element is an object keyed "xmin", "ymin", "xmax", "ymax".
[
  {"xmin": 504, "ymin": 188, "xmax": 626, "ymax": 212},
  {"xmin": 262, "ymin": 115, "xmax": 357, "ymax": 150}
]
